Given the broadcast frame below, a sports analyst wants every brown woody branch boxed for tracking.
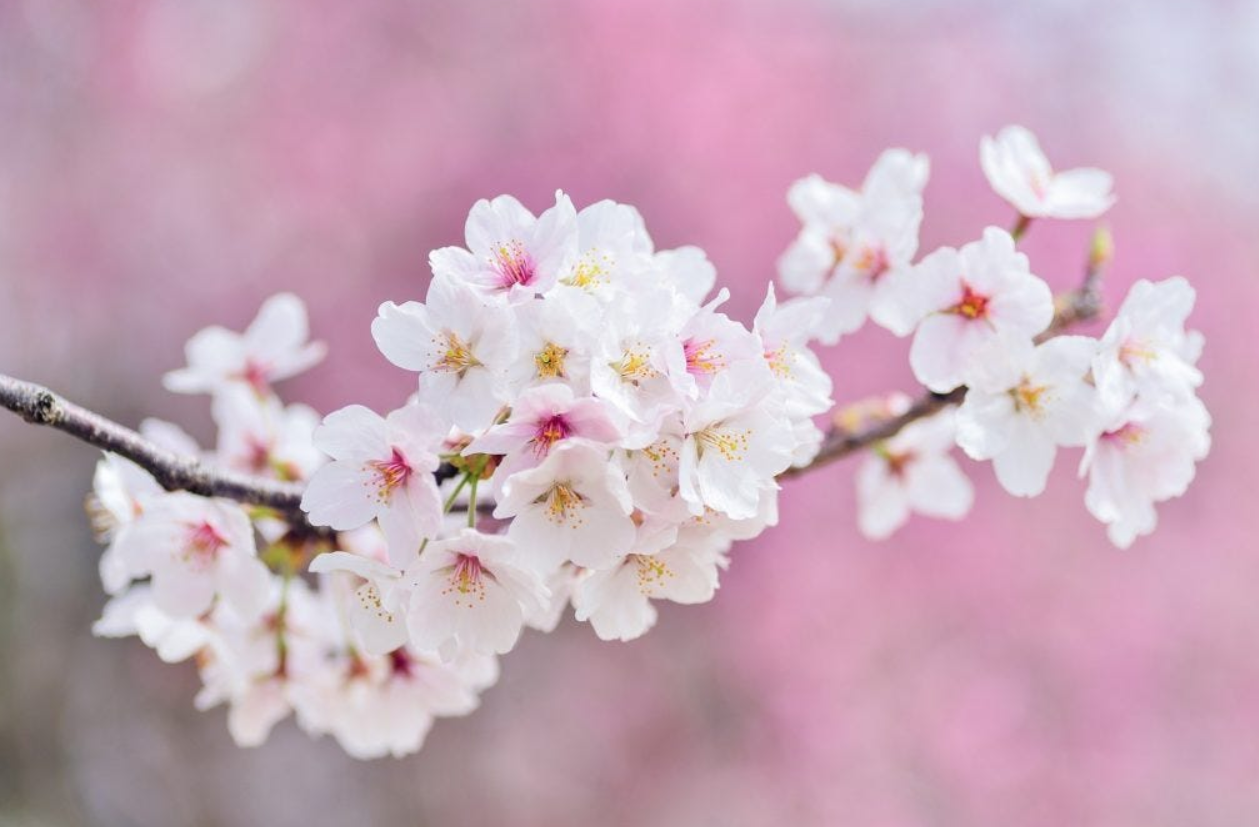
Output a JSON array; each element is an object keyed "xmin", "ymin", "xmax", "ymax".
[{"xmin": 0, "ymin": 230, "xmax": 1109, "ymax": 525}]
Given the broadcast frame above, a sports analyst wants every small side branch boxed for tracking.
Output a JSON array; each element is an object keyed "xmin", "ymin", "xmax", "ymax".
[{"xmin": 783, "ymin": 232, "xmax": 1110, "ymax": 479}]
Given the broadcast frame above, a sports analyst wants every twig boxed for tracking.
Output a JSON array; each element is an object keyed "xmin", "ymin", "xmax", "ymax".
[
  {"xmin": 781, "ymin": 229, "xmax": 1110, "ymax": 480},
  {"xmin": 0, "ymin": 229, "xmax": 1110, "ymax": 525}
]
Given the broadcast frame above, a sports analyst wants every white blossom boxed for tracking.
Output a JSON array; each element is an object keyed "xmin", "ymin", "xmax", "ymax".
[{"xmin": 980, "ymin": 125, "xmax": 1115, "ymax": 220}]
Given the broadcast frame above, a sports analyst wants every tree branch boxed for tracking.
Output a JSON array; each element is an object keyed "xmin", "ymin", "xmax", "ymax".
[
  {"xmin": 781, "ymin": 229, "xmax": 1110, "ymax": 479},
  {"xmin": 0, "ymin": 230, "xmax": 1109, "ymax": 527}
]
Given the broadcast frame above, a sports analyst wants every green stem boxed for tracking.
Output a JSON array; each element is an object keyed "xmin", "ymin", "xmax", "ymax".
[
  {"xmin": 467, "ymin": 477, "xmax": 479, "ymax": 528},
  {"xmin": 1010, "ymin": 213, "xmax": 1033, "ymax": 241}
]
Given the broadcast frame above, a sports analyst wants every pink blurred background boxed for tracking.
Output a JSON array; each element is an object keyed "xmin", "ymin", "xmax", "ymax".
[{"xmin": 2, "ymin": 0, "xmax": 1258, "ymax": 824}]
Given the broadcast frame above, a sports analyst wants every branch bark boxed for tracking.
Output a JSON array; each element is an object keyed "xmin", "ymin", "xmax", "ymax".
[{"xmin": 0, "ymin": 231, "xmax": 1108, "ymax": 529}]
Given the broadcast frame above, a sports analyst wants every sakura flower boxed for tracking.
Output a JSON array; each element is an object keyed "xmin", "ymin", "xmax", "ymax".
[
  {"xmin": 372, "ymin": 276, "xmax": 518, "ymax": 431},
  {"xmin": 678, "ymin": 365, "xmax": 795, "ymax": 520},
  {"xmin": 211, "ymin": 386, "xmax": 323, "ymax": 481},
  {"xmin": 404, "ymin": 529, "xmax": 549, "ymax": 658},
  {"xmin": 300, "ymin": 403, "xmax": 445, "ymax": 565},
  {"xmin": 956, "ymin": 335, "xmax": 1101, "ymax": 496},
  {"xmin": 430, "ymin": 192, "xmax": 578, "ymax": 302},
  {"xmin": 889, "ymin": 227, "xmax": 1055, "ymax": 392},
  {"xmin": 505, "ymin": 287, "xmax": 602, "ymax": 392},
  {"xmin": 93, "ymin": 583, "xmax": 217, "ymax": 663},
  {"xmin": 556, "ymin": 199, "xmax": 655, "ymax": 297},
  {"xmin": 572, "ymin": 533, "xmax": 729, "ymax": 642},
  {"xmin": 1092, "ymin": 276, "xmax": 1204, "ymax": 413},
  {"xmin": 1080, "ymin": 395, "xmax": 1211, "ymax": 548},
  {"xmin": 778, "ymin": 149, "xmax": 928, "ymax": 343},
  {"xmin": 666, "ymin": 289, "xmax": 770, "ymax": 399},
  {"xmin": 753, "ymin": 284, "xmax": 834, "ymax": 464},
  {"xmin": 856, "ymin": 403, "xmax": 974, "ymax": 540},
  {"xmin": 290, "ymin": 644, "xmax": 497, "ymax": 760},
  {"xmin": 113, "ymin": 492, "xmax": 269, "ymax": 620},
  {"xmin": 494, "ymin": 441, "xmax": 636, "ymax": 571},
  {"xmin": 164, "ymin": 293, "xmax": 326, "ymax": 395},
  {"xmin": 653, "ymin": 246, "xmax": 718, "ymax": 307},
  {"xmin": 310, "ymin": 550, "xmax": 410, "ymax": 656},
  {"xmin": 464, "ymin": 382, "xmax": 622, "ymax": 481},
  {"xmin": 980, "ymin": 125, "xmax": 1115, "ymax": 220}
]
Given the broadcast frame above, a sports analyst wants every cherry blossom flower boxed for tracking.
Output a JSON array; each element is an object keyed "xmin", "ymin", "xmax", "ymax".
[
  {"xmin": 752, "ymin": 285, "xmax": 834, "ymax": 466},
  {"xmin": 113, "ymin": 492, "xmax": 270, "ymax": 620},
  {"xmin": 980, "ymin": 125, "xmax": 1115, "ymax": 220},
  {"xmin": 494, "ymin": 441, "xmax": 636, "ymax": 571},
  {"xmin": 300, "ymin": 403, "xmax": 445, "ymax": 565},
  {"xmin": 164, "ymin": 293, "xmax": 326, "ymax": 396},
  {"xmin": 856, "ymin": 403, "xmax": 974, "ymax": 540},
  {"xmin": 429, "ymin": 192, "xmax": 578, "ymax": 302},
  {"xmin": 404, "ymin": 529, "xmax": 549, "ymax": 658},
  {"xmin": 464, "ymin": 382, "xmax": 622, "ymax": 481},
  {"xmin": 372, "ymin": 276, "xmax": 518, "ymax": 431},
  {"xmin": 678, "ymin": 365, "xmax": 795, "ymax": 520},
  {"xmin": 666, "ymin": 290, "xmax": 769, "ymax": 399},
  {"xmin": 572, "ymin": 533, "xmax": 730, "ymax": 642},
  {"xmin": 889, "ymin": 227, "xmax": 1055, "ymax": 393},
  {"xmin": 212, "ymin": 386, "xmax": 323, "ymax": 481},
  {"xmin": 1080, "ymin": 395, "xmax": 1211, "ymax": 548},
  {"xmin": 310, "ymin": 550, "xmax": 410, "ymax": 656},
  {"xmin": 778, "ymin": 149, "xmax": 929, "ymax": 343},
  {"xmin": 956, "ymin": 336, "xmax": 1102, "ymax": 496},
  {"xmin": 506, "ymin": 287, "xmax": 602, "ymax": 392},
  {"xmin": 1092, "ymin": 276, "xmax": 1204, "ymax": 413},
  {"xmin": 93, "ymin": 583, "xmax": 217, "ymax": 663}
]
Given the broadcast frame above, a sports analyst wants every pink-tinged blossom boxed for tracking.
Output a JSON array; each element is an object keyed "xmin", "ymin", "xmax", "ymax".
[
  {"xmin": 93, "ymin": 583, "xmax": 217, "ymax": 663},
  {"xmin": 980, "ymin": 125, "xmax": 1115, "ymax": 219},
  {"xmin": 495, "ymin": 441, "xmax": 636, "ymax": 572},
  {"xmin": 164, "ymin": 293, "xmax": 326, "ymax": 396},
  {"xmin": 678, "ymin": 365, "xmax": 795, "ymax": 520},
  {"xmin": 505, "ymin": 288, "xmax": 602, "ymax": 393},
  {"xmin": 1092, "ymin": 276, "xmax": 1204, "ymax": 413},
  {"xmin": 310, "ymin": 550, "xmax": 410, "ymax": 656},
  {"xmin": 856, "ymin": 403, "xmax": 974, "ymax": 540},
  {"xmin": 465, "ymin": 382, "xmax": 623, "ymax": 481},
  {"xmin": 404, "ymin": 529, "xmax": 549, "ymax": 659},
  {"xmin": 113, "ymin": 492, "xmax": 269, "ymax": 620},
  {"xmin": 1080, "ymin": 395, "xmax": 1211, "ymax": 549},
  {"xmin": 956, "ymin": 336, "xmax": 1102, "ymax": 497},
  {"xmin": 778, "ymin": 149, "xmax": 929, "ymax": 343},
  {"xmin": 753, "ymin": 284, "xmax": 834, "ymax": 466},
  {"xmin": 300, "ymin": 404, "xmax": 445, "ymax": 565},
  {"xmin": 888, "ymin": 227, "xmax": 1055, "ymax": 393},
  {"xmin": 430, "ymin": 192, "xmax": 578, "ymax": 303},
  {"xmin": 572, "ymin": 532, "xmax": 729, "ymax": 642},
  {"xmin": 666, "ymin": 289, "xmax": 770, "ymax": 399},
  {"xmin": 372, "ymin": 276, "xmax": 518, "ymax": 432},
  {"xmin": 211, "ymin": 386, "xmax": 323, "ymax": 481}
]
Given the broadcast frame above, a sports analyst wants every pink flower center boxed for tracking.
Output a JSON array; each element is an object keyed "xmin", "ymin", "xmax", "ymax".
[
  {"xmin": 491, "ymin": 240, "xmax": 537, "ymax": 289},
  {"xmin": 442, "ymin": 553, "xmax": 491, "ymax": 608},
  {"xmin": 1104, "ymin": 422, "xmax": 1147, "ymax": 448},
  {"xmin": 366, "ymin": 448, "xmax": 412, "ymax": 503},
  {"xmin": 882, "ymin": 449, "xmax": 916, "ymax": 479},
  {"xmin": 238, "ymin": 359, "xmax": 271, "ymax": 394},
  {"xmin": 950, "ymin": 282, "xmax": 990, "ymax": 320},
  {"xmin": 532, "ymin": 414, "xmax": 571, "ymax": 458},
  {"xmin": 184, "ymin": 520, "xmax": 228, "ymax": 566},
  {"xmin": 853, "ymin": 244, "xmax": 890, "ymax": 281},
  {"xmin": 389, "ymin": 648, "xmax": 414, "ymax": 677},
  {"xmin": 684, "ymin": 337, "xmax": 726, "ymax": 377}
]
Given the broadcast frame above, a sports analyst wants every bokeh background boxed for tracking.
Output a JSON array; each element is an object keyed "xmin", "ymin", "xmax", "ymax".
[{"xmin": 2, "ymin": 0, "xmax": 1257, "ymax": 824}]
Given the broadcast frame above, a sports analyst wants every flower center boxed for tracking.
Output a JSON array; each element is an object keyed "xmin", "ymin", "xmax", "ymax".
[
  {"xmin": 765, "ymin": 342, "xmax": 792, "ymax": 379},
  {"xmin": 1104, "ymin": 422, "xmax": 1147, "ymax": 449},
  {"xmin": 563, "ymin": 249, "xmax": 613, "ymax": 290},
  {"xmin": 1010, "ymin": 376, "xmax": 1050, "ymax": 416},
  {"xmin": 683, "ymin": 337, "xmax": 725, "ymax": 377},
  {"xmin": 876, "ymin": 444, "xmax": 915, "ymax": 478},
  {"xmin": 541, "ymin": 483, "xmax": 587, "ymax": 526},
  {"xmin": 433, "ymin": 330, "xmax": 481, "ymax": 375},
  {"xmin": 366, "ymin": 448, "xmax": 412, "ymax": 504},
  {"xmin": 534, "ymin": 341, "xmax": 569, "ymax": 379},
  {"xmin": 532, "ymin": 415, "xmax": 571, "ymax": 457},
  {"xmin": 1119, "ymin": 337, "xmax": 1158, "ymax": 366},
  {"xmin": 696, "ymin": 425, "xmax": 751, "ymax": 462},
  {"xmin": 950, "ymin": 282, "xmax": 990, "ymax": 320},
  {"xmin": 853, "ymin": 244, "xmax": 890, "ymax": 281},
  {"xmin": 184, "ymin": 520, "xmax": 228, "ymax": 567},
  {"xmin": 237, "ymin": 359, "xmax": 271, "ymax": 394},
  {"xmin": 632, "ymin": 554, "xmax": 675, "ymax": 596},
  {"xmin": 491, "ymin": 240, "xmax": 536, "ymax": 289},
  {"xmin": 441, "ymin": 553, "xmax": 489, "ymax": 608},
  {"xmin": 612, "ymin": 345, "xmax": 658, "ymax": 386}
]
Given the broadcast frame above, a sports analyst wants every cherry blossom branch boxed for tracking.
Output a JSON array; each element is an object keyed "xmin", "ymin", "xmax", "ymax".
[
  {"xmin": 0, "ymin": 373, "xmax": 312, "ymax": 516},
  {"xmin": 782, "ymin": 228, "xmax": 1110, "ymax": 480}
]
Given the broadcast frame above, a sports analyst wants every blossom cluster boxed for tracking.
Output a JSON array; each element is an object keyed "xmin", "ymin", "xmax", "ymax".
[
  {"xmin": 84, "ymin": 125, "xmax": 1209, "ymax": 759},
  {"xmin": 780, "ymin": 124, "xmax": 1209, "ymax": 546}
]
